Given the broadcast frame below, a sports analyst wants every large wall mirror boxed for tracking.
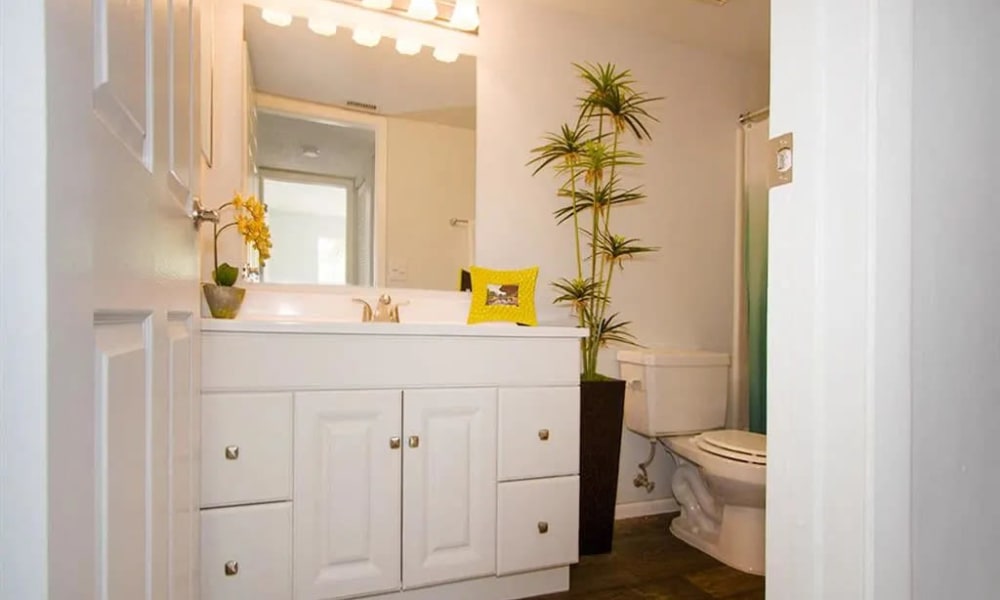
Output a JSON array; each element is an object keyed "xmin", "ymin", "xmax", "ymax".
[{"xmin": 242, "ymin": 2, "xmax": 477, "ymax": 291}]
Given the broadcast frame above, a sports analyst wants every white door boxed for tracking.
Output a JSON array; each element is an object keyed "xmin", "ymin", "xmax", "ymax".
[
  {"xmin": 402, "ymin": 388, "xmax": 497, "ymax": 589},
  {"xmin": 294, "ymin": 390, "xmax": 403, "ymax": 600},
  {"xmin": 39, "ymin": 0, "xmax": 203, "ymax": 598}
]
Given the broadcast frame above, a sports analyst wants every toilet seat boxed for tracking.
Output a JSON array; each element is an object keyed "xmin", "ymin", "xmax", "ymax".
[{"xmin": 694, "ymin": 430, "xmax": 767, "ymax": 465}]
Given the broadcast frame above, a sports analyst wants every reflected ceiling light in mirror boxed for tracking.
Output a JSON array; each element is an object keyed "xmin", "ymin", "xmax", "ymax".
[
  {"xmin": 301, "ymin": 145, "xmax": 321, "ymax": 158},
  {"xmin": 352, "ymin": 27, "xmax": 382, "ymax": 47},
  {"xmin": 395, "ymin": 38, "xmax": 422, "ymax": 56},
  {"xmin": 361, "ymin": 0, "xmax": 393, "ymax": 8},
  {"xmin": 307, "ymin": 18, "xmax": 338, "ymax": 36},
  {"xmin": 432, "ymin": 46, "xmax": 459, "ymax": 63},
  {"xmin": 261, "ymin": 8, "xmax": 294, "ymax": 27},
  {"xmin": 449, "ymin": 0, "xmax": 479, "ymax": 30},
  {"xmin": 407, "ymin": 0, "xmax": 438, "ymax": 21}
]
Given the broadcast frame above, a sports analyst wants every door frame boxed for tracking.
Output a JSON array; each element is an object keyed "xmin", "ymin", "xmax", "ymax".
[
  {"xmin": 1, "ymin": 1, "xmax": 918, "ymax": 598},
  {"xmin": 768, "ymin": 0, "xmax": 913, "ymax": 597},
  {"xmin": 0, "ymin": 1, "xmax": 50, "ymax": 598}
]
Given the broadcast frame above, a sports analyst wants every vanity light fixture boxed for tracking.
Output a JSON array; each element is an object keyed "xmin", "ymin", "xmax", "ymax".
[
  {"xmin": 307, "ymin": 18, "xmax": 338, "ymax": 36},
  {"xmin": 361, "ymin": 0, "xmax": 393, "ymax": 8},
  {"xmin": 261, "ymin": 8, "xmax": 294, "ymax": 27},
  {"xmin": 432, "ymin": 46, "xmax": 459, "ymax": 63},
  {"xmin": 449, "ymin": 0, "xmax": 479, "ymax": 31},
  {"xmin": 395, "ymin": 38, "xmax": 422, "ymax": 56},
  {"xmin": 407, "ymin": 0, "xmax": 438, "ymax": 21},
  {"xmin": 352, "ymin": 27, "xmax": 383, "ymax": 47}
]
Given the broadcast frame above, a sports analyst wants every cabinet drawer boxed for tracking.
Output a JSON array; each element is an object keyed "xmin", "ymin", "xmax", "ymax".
[
  {"xmin": 498, "ymin": 387, "xmax": 579, "ymax": 480},
  {"xmin": 201, "ymin": 393, "xmax": 292, "ymax": 507},
  {"xmin": 497, "ymin": 477, "xmax": 579, "ymax": 575},
  {"xmin": 201, "ymin": 503, "xmax": 292, "ymax": 600}
]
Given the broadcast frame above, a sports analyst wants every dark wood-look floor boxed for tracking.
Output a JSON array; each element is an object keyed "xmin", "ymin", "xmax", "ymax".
[{"xmin": 537, "ymin": 514, "xmax": 765, "ymax": 600}]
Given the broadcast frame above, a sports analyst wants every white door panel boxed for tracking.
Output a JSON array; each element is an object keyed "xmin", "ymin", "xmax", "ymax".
[
  {"xmin": 168, "ymin": 316, "xmax": 197, "ymax": 600},
  {"xmin": 95, "ymin": 314, "xmax": 154, "ymax": 600},
  {"xmin": 402, "ymin": 388, "xmax": 497, "ymax": 589},
  {"xmin": 294, "ymin": 391, "xmax": 403, "ymax": 600},
  {"xmin": 43, "ymin": 0, "xmax": 203, "ymax": 597}
]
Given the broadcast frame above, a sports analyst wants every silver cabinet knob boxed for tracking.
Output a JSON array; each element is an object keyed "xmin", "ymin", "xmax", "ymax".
[
  {"xmin": 225, "ymin": 446, "xmax": 239, "ymax": 460},
  {"xmin": 538, "ymin": 429, "xmax": 550, "ymax": 441},
  {"xmin": 538, "ymin": 521, "xmax": 549, "ymax": 534},
  {"xmin": 224, "ymin": 560, "xmax": 239, "ymax": 576},
  {"xmin": 408, "ymin": 435, "xmax": 420, "ymax": 449},
  {"xmin": 390, "ymin": 437, "xmax": 401, "ymax": 450}
]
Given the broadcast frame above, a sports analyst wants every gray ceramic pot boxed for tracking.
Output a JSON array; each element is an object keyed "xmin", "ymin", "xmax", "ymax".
[{"xmin": 202, "ymin": 284, "xmax": 246, "ymax": 319}]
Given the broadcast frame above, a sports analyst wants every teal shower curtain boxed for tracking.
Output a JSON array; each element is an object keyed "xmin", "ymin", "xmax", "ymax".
[{"xmin": 742, "ymin": 115, "xmax": 769, "ymax": 435}]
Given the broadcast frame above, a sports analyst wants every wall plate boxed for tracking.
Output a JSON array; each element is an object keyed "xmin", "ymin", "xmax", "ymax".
[{"xmin": 769, "ymin": 133, "xmax": 794, "ymax": 188}]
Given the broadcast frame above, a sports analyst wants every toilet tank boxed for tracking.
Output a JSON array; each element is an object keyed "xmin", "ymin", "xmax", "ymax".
[{"xmin": 617, "ymin": 349, "xmax": 730, "ymax": 437}]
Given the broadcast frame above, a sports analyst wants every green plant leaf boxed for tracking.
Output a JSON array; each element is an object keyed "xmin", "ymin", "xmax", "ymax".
[
  {"xmin": 213, "ymin": 263, "xmax": 240, "ymax": 287},
  {"xmin": 596, "ymin": 231, "xmax": 659, "ymax": 268},
  {"xmin": 553, "ymin": 178, "xmax": 647, "ymax": 224},
  {"xmin": 527, "ymin": 122, "xmax": 594, "ymax": 175},
  {"xmin": 574, "ymin": 62, "xmax": 663, "ymax": 141},
  {"xmin": 551, "ymin": 277, "xmax": 606, "ymax": 312},
  {"xmin": 593, "ymin": 313, "xmax": 640, "ymax": 348}
]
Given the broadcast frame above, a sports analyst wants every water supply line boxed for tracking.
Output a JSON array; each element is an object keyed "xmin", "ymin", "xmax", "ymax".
[{"xmin": 632, "ymin": 439, "xmax": 658, "ymax": 493}]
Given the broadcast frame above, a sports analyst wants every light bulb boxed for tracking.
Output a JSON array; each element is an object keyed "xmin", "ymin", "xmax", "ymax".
[
  {"xmin": 307, "ymin": 18, "xmax": 338, "ymax": 36},
  {"xmin": 432, "ymin": 46, "xmax": 459, "ymax": 63},
  {"xmin": 407, "ymin": 0, "xmax": 438, "ymax": 21},
  {"xmin": 361, "ymin": 0, "xmax": 393, "ymax": 8},
  {"xmin": 261, "ymin": 8, "xmax": 293, "ymax": 27},
  {"xmin": 395, "ymin": 38, "xmax": 422, "ymax": 56},
  {"xmin": 352, "ymin": 28, "xmax": 382, "ymax": 47},
  {"xmin": 449, "ymin": 0, "xmax": 479, "ymax": 30}
]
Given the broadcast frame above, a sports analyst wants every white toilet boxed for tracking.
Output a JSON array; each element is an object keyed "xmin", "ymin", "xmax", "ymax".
[{"xmin": 617, "ymin": 349, "xmax": 766, "ymax": 576}]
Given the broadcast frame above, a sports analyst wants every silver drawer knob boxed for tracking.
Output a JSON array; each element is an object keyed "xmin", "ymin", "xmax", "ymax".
[
  {"xmin": 224, "ymin": 560, "xmax": 239, "ymax": 576},
  {"xmin": 538, "ymin": 521, "xmax": 549, "ymax": 534},
  {"xmin": 225, "ymin": 445, "xmax": 239, "ymax": 460},
  {"xmin": 538, "ymin": 429, "xmax": 550, "ymax": 441}
]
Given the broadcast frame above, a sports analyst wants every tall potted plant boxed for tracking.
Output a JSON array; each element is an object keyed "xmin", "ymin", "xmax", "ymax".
[{"xmin": 529, "ymin": 63, "xmax": 659, "ymax": 554}]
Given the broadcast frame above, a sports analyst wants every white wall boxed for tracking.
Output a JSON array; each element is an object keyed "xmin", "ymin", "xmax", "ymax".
[
  {"xmin": 201, "ymin": 0, "xmax": 251, "ymax": 282},
  {"xmin": 386, "ymin": 116, "xmax": 475, "ymax": 291},
  {"xmin": 475, "ymin": 0, "xmax": 768, "ymax": 510},
  {"xmin": 911, "ymin": 1, "xmax": 1000, "ymax": 597},
  {"xmin": 0, "ymin": 0, "xmax": 50, "ymax": 596}
]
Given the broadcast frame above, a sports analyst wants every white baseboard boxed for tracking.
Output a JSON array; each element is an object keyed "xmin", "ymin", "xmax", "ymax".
[{"xmin": 615, "ymin": 498, "xmax": 680, "ymax": 520}]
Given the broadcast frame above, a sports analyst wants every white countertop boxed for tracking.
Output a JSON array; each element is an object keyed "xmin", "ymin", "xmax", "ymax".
[{"xmin": 202, "ymin": 318, "xmax": 588, "ymax": 339}]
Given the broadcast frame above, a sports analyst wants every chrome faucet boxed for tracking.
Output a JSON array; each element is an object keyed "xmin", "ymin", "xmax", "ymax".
[{"xmin": 353, "ymin": 294, "xmax": 406, "ymax": 323}]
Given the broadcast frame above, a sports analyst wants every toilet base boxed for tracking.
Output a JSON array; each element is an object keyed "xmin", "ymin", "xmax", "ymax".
[{"xmin": 670, "ymin": 508, "xmax": 765, "ymax": 576}]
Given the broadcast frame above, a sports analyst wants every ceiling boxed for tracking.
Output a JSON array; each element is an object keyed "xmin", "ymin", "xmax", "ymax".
[
  {"xmin": 535, "ymin": 0, "xmax": 770, "ymax": 68},
  {"xmin": 244, "ymin": 6, "xmax": 477, "ymax": 129},
  {"xmin": 256, "ymin": 112, "xmax": 375, "ymax": 181}
]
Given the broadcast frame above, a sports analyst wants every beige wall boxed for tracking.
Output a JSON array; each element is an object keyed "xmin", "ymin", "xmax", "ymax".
[
  {"xmin": 474, "ymin": 0, "xmax": 769, "ymax": 508},
  {"xmin": 385, "ymin": 116, "xmax": 475, "ymax": 291}
]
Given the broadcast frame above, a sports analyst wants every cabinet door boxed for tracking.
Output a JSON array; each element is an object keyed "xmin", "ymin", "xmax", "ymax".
[
  {"xmin": 294, "ymin": 391, "xmax": 402, "ymax": 600},
  {"xmin": 402, "ymin": 388, "xmax": 497, "ymax": 589}
]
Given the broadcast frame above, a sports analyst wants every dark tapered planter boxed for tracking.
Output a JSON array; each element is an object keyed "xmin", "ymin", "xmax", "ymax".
[{"xmin": 579, "ymin": 378, "xmax": 626, "ymax": 555}]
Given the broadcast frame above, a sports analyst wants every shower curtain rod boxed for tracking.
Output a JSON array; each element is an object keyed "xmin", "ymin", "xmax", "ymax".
[{"xmin": 738, "ymin": 107, "xmax": 770, "ymax": 124}]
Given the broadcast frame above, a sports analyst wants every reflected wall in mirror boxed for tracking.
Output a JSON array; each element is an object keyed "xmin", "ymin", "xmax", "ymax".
[{"xmin": 243, "ymin": 3, "xmax": 477, "ymax": 291}]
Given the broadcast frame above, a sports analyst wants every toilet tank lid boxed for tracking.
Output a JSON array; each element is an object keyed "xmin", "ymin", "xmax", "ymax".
[{"xmin": 617, "ymin": 349, "xmax": 730, "ymax": 367}]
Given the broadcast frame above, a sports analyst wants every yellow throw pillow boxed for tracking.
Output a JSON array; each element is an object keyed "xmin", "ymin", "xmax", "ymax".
[{"xmin": 466, "ymin": 266, "xmax": 539, "ymax": 326}]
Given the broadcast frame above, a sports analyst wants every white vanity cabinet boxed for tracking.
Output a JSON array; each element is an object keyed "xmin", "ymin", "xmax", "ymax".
[{"xmin": 199, "ymin": 320, "xmax": 584, "ymax": 600}]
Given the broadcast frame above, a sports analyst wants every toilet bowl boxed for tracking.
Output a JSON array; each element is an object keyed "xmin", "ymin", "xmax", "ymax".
[
  {"xmin": 617, "ymin": 349, "xmax": 766, "ymax": 576},
  {"xmin": 664, "ymin": 430, "xmax": 766, "ymax": 575}
]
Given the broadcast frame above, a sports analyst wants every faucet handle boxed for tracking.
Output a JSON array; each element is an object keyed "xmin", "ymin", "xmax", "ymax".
[{"xmin": 352, "ymin": 298, "xmax": 373, "ymax": 322}]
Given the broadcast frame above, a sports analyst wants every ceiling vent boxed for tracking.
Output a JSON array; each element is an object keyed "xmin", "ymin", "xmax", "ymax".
[{"xmin": 346, "ymin": 100, "xmax": 379, "ymax": 112}]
